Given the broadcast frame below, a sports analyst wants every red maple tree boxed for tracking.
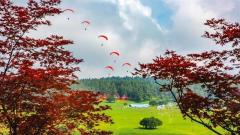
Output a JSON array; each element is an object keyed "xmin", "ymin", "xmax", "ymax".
[
  {"xmin": 135, "ymin": 19, "xmax": 240, "ymax": 135},
  {"xmin": 0, "ymin": 0, "xmax": 112, "ymax": 134}
]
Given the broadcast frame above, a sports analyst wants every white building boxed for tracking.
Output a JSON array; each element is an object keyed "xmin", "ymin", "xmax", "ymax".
[{"xmin": 129, "ymin": 104, "xmax": 150, "ymax": 108}]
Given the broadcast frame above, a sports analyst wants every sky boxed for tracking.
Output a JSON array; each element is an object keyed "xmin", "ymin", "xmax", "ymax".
[{"xmin": 14, "ymin": 0, "xmax": 240, "ymax": 79}]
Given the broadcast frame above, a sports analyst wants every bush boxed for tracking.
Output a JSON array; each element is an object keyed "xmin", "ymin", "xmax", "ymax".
[
  {"xmin": 149, "ymin": 100, "xmax": 159, "ymax": 106},
  {"xmin": 140, "ymin": 117, "xmax": 162, "ymax": 129},
  {"xmin": 159, "ymin": 100, "xmax": 170, "ymax": 105},
  {"xmin": 149, "ymin": 100, "xmax": 168, "ymax": 106}
]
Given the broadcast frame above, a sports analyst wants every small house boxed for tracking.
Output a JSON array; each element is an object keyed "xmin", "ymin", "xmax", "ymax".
[{"xmin": 129, "ymin": 104, "xmax": 150, "ymax": 108}]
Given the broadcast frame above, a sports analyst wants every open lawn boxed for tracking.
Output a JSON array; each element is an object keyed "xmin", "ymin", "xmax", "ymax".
[
  {"xmin": 97, "ymin": 101, "xmax": 223, "ymax": 135},
  {"xmin": 1, "ymin": 101, "xmax": 224, "ymax": 135}
]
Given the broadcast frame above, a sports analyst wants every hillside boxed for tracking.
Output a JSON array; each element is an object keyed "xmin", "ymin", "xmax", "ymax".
[{"xmin": 72, "ymin": 77, "xmax": 173, "ymax": 102}]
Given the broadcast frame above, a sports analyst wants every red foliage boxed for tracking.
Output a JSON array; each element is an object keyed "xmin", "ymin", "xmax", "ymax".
[
  {"xmin": 0, "ymin": 0, "xmax": 112, "ymax": 135},
  {"xmin": 135, "ymin": 19, "xmax": 240, "ymax": 135},
  {"xmin": 203, "ymin": 18, "xmax": 240, "ymax": 47}
]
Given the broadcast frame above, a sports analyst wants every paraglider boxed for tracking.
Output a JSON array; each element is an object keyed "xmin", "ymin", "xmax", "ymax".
[
  {"xmin": 105, "ymin": 66, "xmax": 114, "ymax": 77},
  {"xmin": 63, "ymin": 9, "xmax": 74, "ymax": 13},
  {"xmin": 63, "ymin": 9, "xmax": 74, "ymax": 20},
  {"xmin": 105, "ymin": 66, "xmax": 114, "ymax": 71},
  {"xmin": 122, "ymin": 62, "xmax": 131, "ymax": 67},
  {"xmin": 110, "ymin": 51, "xmax": 120, "ymax": 56},
  {"xmin": 98, "ymin": 35, "xmax": 108, "ymax": 46},
  {"xmin": 81, "ymin": 20, "xmax": 90, "ymax": 31},
  {"xmin": 98, "ymin": 35, "xmax": 108, "ymax": 40},
  {"xmin": 122, "ymin": 62, "xmax": 132, "ymax": 73},
  {"xmin": 110, "ymin": 51, "xmax": 120, "ymax": 63}
]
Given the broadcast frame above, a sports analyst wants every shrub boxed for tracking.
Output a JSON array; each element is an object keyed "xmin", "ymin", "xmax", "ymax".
[
  {"xmin": 140, "ymin": 117, "xmax": 162, "ymax": 129},
  {"xmin": 149, "ymin": 100, "xmax": 159, "ymax": 106}
]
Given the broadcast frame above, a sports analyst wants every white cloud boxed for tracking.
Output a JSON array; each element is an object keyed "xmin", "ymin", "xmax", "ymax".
[
  {"xmin": 116, "ymin": 0, "xmax": 163, "ymax": 32},
  {"xmin": 119, "ymin": 10, "xmax": 133, "ymax": 31},
  {"xmin": 139, "ymin": 40, "xmax": 161, "ymax": 63},
  {"xmin": 118, "ymin": 0, "xmax": 152, "ymax": 17},
  {"xmin": 162, "ymin": 0, "xmax": 239, "ymax": 54},
  {"xmin": 102, "ymin": 0, "xmax": 117, "ymax": 4}
]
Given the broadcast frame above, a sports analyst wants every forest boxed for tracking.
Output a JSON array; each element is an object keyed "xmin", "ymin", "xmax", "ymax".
[{"xmin": 72, "ymin": 77, "xmax": 207, "ymax": 102}]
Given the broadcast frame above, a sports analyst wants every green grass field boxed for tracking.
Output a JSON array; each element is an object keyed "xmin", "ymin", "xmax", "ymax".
[
  {"xmin": 98, "ymin": 101, "xmax": 223, "ymax": 135},
  {"xmin": 1, "ymin": 100, "xmax": 224, "ymax": 135}
]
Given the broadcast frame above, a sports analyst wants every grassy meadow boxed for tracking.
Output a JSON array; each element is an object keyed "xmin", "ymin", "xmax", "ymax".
[
  {"xmin": 95, "ymin": 101, "xmax": 223, "ymax": 135},
  {"xmin": 1, "ymin": 100, "xmax": 224, "ymax": 135}
]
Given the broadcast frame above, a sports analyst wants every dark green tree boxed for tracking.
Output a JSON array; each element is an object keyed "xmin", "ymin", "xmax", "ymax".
[{"xmin": 140, "ymin": 117, "xmax": 162, "ymax": 129}]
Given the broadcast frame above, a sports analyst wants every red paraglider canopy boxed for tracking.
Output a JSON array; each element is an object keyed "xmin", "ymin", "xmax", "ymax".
[
  {"xmin": 98, "ymin": 35, "xmax": 108, "ymax": 40},
  {"xmin": 122, "ymin": 62, "xmax": 132, "ymax": 67},
  {"xmin": 105, "ymin": 66, "xmax": 114, "ymax": 71},
  {"xmin": 110, "ymin": 51, "xmax": 120, "ymax": 56}
]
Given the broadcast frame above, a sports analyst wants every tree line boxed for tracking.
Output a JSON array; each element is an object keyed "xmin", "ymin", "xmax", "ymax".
[
  {"xmin": 72, "ymin": 77, "xmax": 208, "ymax": 103},
  {"xmin": 72, "ymin": 77, "xmax": 166, "ymax": 102}
]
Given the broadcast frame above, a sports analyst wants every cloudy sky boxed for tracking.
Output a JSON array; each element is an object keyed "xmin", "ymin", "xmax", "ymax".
[{"xmin": 15, "ymin": 0, "xmax": 240, "ymax": 78}]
